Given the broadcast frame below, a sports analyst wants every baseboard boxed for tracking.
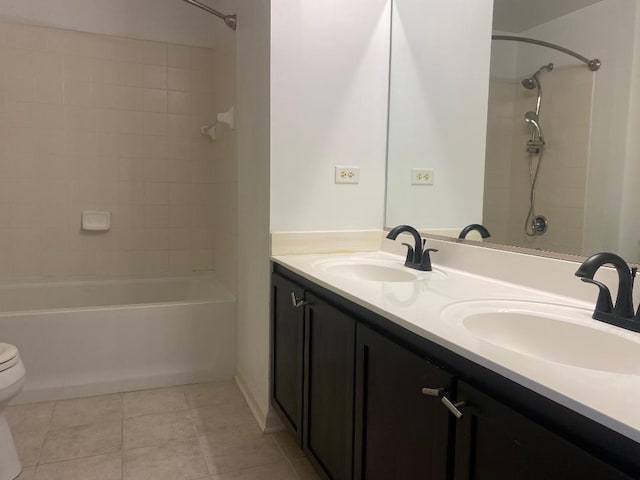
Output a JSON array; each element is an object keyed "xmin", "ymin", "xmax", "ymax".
[{"xmin": 234, "ymin": 371, "xmax": 284, "ymax": 433}]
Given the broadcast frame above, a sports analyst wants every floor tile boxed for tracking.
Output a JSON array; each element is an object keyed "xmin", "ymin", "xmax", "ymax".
[
  {"xmin": 123, "ymin": 386, "xmax": 188, "ymax": 418},
  {"xmin": 33, "ymin": 453, "xmax": 122, "ymax": 480},
  {"xmin": 12, "ymin": 428, "xmax": 48, "ymax": 467},
  {"xmin": 40, "ymin": 420, "xmax": 122, "ymax": 464},
  {"xmin": 51, "ymin": 394, "xmax": 122, "ymax": 427},
  {"xmin": 123, "ymin": 437, "xmax": 208, "ymax": 480},
  {"xmin": 191, "ymin": 402, "xmax": 255, "ymax": 435},
  {"xmin": 16, "ymin": 466, "xmax": 36, "ymax": 480},
  {"xmin": 199, "ymin": 423, "xmax": 285, "ymax": 476},
  {"xmin": 289, "ymin": 458, "xmax": 322, "ymax": 480},
  {"xmin": 124, "ymin": 410, "xmax": 197, "ymax": 449},
  {"xmin": 271, "ymin": 431, "xmax": 305, "ymax": 463},
  {"xmin": 5, "ymin": 402, "xmax": 55, "ymax": 433},
  {"xmin": 185, "ymin": 381, "xmax": 244, "ymax": 408},
  {"xmin": 210, "ymin": 462, "xmax": 297, "ymax": 480}
]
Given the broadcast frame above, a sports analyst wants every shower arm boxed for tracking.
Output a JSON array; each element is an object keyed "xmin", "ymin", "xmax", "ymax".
[
  {"xmin": 492, "ymin": 35, "xmax": 601, "ymax": 71},
  {"xmin": 182, "ymin": 0, "xmax": 237, "ymax": 30}
]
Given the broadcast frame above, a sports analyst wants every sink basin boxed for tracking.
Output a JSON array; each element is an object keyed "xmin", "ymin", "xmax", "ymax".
[
  {"xmin": 312, "ymin": 257, "xmax": 445, "ymax": 283},
  {"xmin": 441, "ymin": 300, "xmax": 640, "ymax": 374}
]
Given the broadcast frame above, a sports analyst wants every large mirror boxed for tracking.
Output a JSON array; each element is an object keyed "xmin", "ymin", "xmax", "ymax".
[{"xmin": 386, "ymin": 0, "xmax": 640, "ymax": 262}]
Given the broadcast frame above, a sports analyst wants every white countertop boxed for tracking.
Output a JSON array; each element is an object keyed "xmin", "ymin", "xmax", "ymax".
[{"xmin": 272, "ymin": 250, "xmax": 640, "ymax": 444}]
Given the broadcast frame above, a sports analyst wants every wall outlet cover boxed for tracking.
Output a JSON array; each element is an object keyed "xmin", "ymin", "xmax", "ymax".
[
  {"xmin": 335, "ymin": 166, "xmax": 360, "ymax": 184},
  {"xmin": 412, "ymin": 168, "xmax": 434, "ymax": 185}
]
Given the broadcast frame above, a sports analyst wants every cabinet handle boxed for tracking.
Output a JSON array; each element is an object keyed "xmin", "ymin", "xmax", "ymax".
[
  {"xmin": 441, "ymin": 396, "xmax": 465, "ymax": 419},
  {"xmin": 291, "ymin": 292, "xmax": 308, "ymax": 308},
  {"xmin": 421, "ymin": 387, "xmax": 445, "ymax": 397}
]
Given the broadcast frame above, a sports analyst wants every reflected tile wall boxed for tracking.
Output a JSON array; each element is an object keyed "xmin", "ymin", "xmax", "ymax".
[
  {"xmin": 485, "ymin": 67, "xmax": 593, "ymax": 255},
  {"xmin": 0, "ymin": 22, "xmax": 236, "ymax": 280}
]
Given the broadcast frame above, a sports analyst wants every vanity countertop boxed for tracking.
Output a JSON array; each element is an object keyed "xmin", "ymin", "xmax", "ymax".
[{"xmin": 272, "ymin": 250, "xmax": 640, "ymax": 444}]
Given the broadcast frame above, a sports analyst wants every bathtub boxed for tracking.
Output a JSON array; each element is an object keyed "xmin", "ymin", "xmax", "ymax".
[{"xmin": 0, "ymin": 273, "xmax": 236, "ymax": 403}]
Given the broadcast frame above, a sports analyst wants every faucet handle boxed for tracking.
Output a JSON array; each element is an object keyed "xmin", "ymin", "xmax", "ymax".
[
  {"xmin": 401, "ymin": 243, "xmax": 415, "ymax": 266},
  {"xmin": 419, "ymin": 248, "xmax": 438, "ymax": 272},
  {"xmin": 580, "ymin": 278, "xmax": 613, "ymax": 315}
]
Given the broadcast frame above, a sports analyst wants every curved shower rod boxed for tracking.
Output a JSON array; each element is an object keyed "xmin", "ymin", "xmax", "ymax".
[
  {"xmin": 182, "ymin": 0, "xmax": 237, "ymax": 31},
  {"xmin": 492, "ymin": 35, "xmax": 601, "ymax": 71}
]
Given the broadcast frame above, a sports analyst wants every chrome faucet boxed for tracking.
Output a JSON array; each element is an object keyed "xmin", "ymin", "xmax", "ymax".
[
  {"xmin": 575, "ymin": 252, "xmax": 640, "ymax": 332},
  {"xmin": 386, "ymin": 225, "xmax": 437, "ymax": 272},
  {"xmin": 458, "ymin": 224, "xmax": 491, "ymax": 240}
]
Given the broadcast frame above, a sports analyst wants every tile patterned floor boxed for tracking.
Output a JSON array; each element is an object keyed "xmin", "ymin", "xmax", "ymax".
[{"xmin": 6, "ymin": 381, "xmax": 321, "ymax": 480}]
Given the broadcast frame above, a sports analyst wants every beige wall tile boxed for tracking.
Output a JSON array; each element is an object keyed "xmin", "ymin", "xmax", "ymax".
[
  {"xmin": 168, "ymin": 45, "xmax": 191, "ymax": 69},
  {"xmin": 143, "ymin": 41, "xmax": 167, "ymax": 66},
  {"xmin": 143, "ymin": 65, "xmax": 168, "ymax": 89},
  {"xmin": 168, "ymin": 91, "xmax": 191, "ymax": 115},
  {"xmin": 143, "ymin": 88, "xmax": 167, "ymax": 112},
  {"xmin": 144, "ymin": 182, "xmax": 169, "ymax": 205},
  {"xmin": 168, "ymin": 68, "xmax": 191, "ymax": 92},
  {"xmin": 143, "ymin": 112, "xmax": 168, "ymax": 136},
  {"xmin": 0, "ymin": 20, "xmax": 232, "ymax": 280}
]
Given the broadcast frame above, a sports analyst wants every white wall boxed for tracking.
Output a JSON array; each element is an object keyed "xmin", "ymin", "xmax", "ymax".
[
  {"xmin": 235, "ymin": 0, "xmax": 273, "ymax": 429},
  {"xmin": 385, "ymin": 0, "xmax": 494, "ymax": 230},
  {"xmin": 0, "ymin": 0, "xmax": 234, "ymax": 48},
  {"xmin": 619, "ymin": 5, "xmax": 640, "ymax": 261},
  {"xmin": 269, "ymin": 0, "xmax": 391, "ymax": 232}
]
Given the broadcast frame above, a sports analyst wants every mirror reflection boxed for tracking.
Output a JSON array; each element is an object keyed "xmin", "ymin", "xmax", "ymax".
[{"xmin": 386, "ymin": 0, "xmax": 640, "ymax": 261}]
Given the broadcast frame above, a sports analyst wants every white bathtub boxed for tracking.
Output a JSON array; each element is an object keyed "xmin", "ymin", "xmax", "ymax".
[{"xmin": 0, "ymin": 273, "xmax": 236, "ymax": 403}]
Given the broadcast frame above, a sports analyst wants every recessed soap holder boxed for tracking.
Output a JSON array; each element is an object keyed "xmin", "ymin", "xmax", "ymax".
[{"xmin": 82, "ymin": 211, "xmax": 111, "ymax": 231}]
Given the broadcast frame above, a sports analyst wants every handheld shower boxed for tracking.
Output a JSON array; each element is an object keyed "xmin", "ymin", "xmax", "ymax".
[
  {"xmin": 521, "ymin": 63, "xmax": 553, "ymax": 237},
  {"xmin": 524, "ymin": 111, "xmax": 544, "ymax": 143}
]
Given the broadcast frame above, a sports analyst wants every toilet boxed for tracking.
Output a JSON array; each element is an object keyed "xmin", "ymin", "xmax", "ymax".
[{"xmin": 0, "ymin": 344, "xmax": 25, "ymax": 480}]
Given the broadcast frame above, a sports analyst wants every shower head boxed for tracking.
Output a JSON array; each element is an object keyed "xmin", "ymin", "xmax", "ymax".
[{"xmin": 521, "ymin": 63, "xmax": 554, "ymax": 89}]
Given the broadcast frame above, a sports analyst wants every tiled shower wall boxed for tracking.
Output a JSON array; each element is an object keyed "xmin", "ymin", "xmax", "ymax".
[
  {"xmin": 483, "ymin": 79, "xmax": 515, "ymax": 245},
  {"xmin": 0, "ymin": 21, "xmax": 237, "ymax": 281},
  {"xmin": 483, "ymin": 68, "xmax": 593, "ymax": 255}
]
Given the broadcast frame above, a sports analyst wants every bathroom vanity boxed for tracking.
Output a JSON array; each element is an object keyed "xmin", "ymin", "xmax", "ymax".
[{"xmin": 270, "ymin": 252, "xmax": 640, "ymax": 480}]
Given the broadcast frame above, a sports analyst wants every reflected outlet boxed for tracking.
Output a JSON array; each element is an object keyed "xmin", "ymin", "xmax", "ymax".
[{"xmin": 412, "ymin": 168, "xmax": 434, "ymax": 185}]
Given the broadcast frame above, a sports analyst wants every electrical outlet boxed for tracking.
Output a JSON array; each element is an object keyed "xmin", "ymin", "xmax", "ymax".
[
  {"xmin": 412, "ymin": 168, "xmax": 434, "ymax": 185},
  {"xmin": 335, "ymin": 166, "xmax": 360, "ymax": 184}
]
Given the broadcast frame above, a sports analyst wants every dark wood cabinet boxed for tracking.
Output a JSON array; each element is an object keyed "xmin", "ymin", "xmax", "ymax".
[
  {"xmin": 303, "ymin": 292, "xmax": 356, "ymax": 480},
  {"xmin": 271, "ymin": 273, "xmax": 305, "ymax": 442},
  {"xmin": 354, "ymin": 324, "xmax": 454, "ymax": 480},
  {"xmin": 271, "ymin": 265, "xmax": 639, "ymax": 480},
  {"xmin": 454, "ymin": 381, "xmax": 633, "ymax": 480}
]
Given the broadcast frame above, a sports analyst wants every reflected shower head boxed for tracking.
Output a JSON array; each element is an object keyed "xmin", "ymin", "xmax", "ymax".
[{"xmin": 521, "ymin": 63, "xmax": 554, "ymax": 89}]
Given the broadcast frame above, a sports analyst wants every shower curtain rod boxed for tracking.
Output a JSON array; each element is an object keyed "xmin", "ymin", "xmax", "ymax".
[
  {"xmin": 182, "ymin": 0, "xmax": 237, "ymax": 31},
  {"xmin": 492, "ymin": 35, "xmax": 601, "ymax": 71}
]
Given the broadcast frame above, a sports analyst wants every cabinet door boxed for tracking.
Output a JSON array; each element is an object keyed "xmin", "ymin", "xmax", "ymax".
[
  {"xmin": 271, "ymin": 273, "xmax": 305, "ymax": 443},
  {"xmin": 454, "ymin": 381, "xmax": 633, "ymax": 480},
  {"xmin": 303, "ymin": 293, "xmax": 356, "ymax": 480},
  {"xmin": 354, "ymin": 324, "xmax": 454, "ymax": 480}
]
